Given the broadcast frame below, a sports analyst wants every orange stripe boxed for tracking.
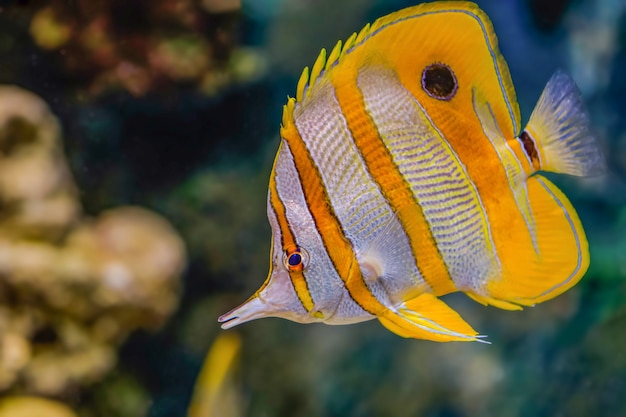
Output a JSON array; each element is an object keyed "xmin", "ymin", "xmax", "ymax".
[
  {"xmin": 331, "ymin": 72, "xmax": 456, "ymax": 296},
  {"xmin": 280, "ymin": 102, "xmax": 387, "ymax": 316},
  {"xmin": 400, "ymin": 83, "xmax": 538, "ymax": 292},
  {"xmin": 266, "ymin": 150, "xmax": 316, "ymax": 313}
]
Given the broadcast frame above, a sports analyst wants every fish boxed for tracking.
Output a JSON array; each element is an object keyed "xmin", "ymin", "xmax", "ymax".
[{"xmin": 218, "ymin": 1, "xmax": 605, "ymax": 342}]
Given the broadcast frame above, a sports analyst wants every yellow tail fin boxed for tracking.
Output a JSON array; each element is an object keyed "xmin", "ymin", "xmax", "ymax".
[{"xmin": 525, "ymin": 71, "xmax": 605, "ymax": 177}]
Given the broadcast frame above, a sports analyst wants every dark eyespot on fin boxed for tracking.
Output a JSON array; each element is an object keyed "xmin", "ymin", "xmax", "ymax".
[
  {"xmin": 422, "ymin": 63, "xmax": 458, "ymax": 100},
  {"xmin": 519, "ymin": 130, "xmax": 540, "ymax": 169}
]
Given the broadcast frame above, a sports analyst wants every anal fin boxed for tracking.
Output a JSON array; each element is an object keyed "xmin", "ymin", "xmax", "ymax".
[{"xmin": 378, "ymin": 293, "xmax": 487, "ymax": 343}]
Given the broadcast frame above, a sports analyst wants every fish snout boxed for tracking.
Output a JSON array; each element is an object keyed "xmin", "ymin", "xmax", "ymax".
[{"xmin": 218, "ymin": 269, "xmax": 318, "ymax": 329}]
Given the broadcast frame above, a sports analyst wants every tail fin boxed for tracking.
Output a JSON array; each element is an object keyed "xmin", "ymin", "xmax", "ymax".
[{"xmin": 523, "ymin": 70, "xmax": 605, "ymax": 177}]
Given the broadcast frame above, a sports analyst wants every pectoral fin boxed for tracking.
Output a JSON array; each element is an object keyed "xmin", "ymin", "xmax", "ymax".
[{"xmin": 378, "ymin": 293, "xmax": 487, "ymax": 343}]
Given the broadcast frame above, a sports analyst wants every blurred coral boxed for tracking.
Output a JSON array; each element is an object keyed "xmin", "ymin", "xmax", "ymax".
[
  {"xmin": 0, "ymin": 86, "xmax": 80, "ymax": 240},
  {"xmin": 25, "ymin": 0, "xmax": 266, "ymax": 97},
  {"xmin": 0, "ymin": 86, "xmax": 186, "ymax": 398}
]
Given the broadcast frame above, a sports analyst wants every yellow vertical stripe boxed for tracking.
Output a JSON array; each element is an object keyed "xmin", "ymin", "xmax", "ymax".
[
  {"xmin": 280, "ymin": 102, "xmax": 387, "ymax": 316},
  {"xmin": 367, "ymin": 6, "xmax": 538, "ymax": 297},
  {"xmin": 508, "ymin": 137, "xmax": 535, "ymax": 175},
  {"xmin": 405, "ymin": 92, "xmax": 537, "ymax": 293},
  {"xmin": 267, "ymin": 148, "xmax": 316, "ymax": 313},
  {"xmin": 331, "ymin": 72, "xmax": 456, "ymax": 296},
  {"xmin": 471, "ymin": 92, "xmax": 538, "ymax": 253}
]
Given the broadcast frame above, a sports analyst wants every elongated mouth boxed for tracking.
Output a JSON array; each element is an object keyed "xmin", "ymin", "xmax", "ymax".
[
  {"xmin": 218, "ymin": 269, "xmax": 322, "ymax": 328},
  {"xmin": 218, "ymin": 296, "xmax": 267, "ymax": 329}
]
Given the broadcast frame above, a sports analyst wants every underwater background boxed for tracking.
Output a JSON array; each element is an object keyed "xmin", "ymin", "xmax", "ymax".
[{"xmin": 0, "ymin": 0, "xmax": 624, "ymax": 416}]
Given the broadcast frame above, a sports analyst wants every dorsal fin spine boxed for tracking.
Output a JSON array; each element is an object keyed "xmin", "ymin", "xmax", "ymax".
[
  {"xmin": 369, "ymin": 18, "xmax": 382, "ymax": 33},
  {"xmin": 326, "ymin": 40, "xmax": 342, "ymax": 71},
  {"xmin": 296, "ymin": 66, "xmax": 309, "ymax": 103},
  {"xmin": 309, "ymin": 47, "xmax": 327, "ymax": 89},
  {"xmin": 281, "ymin": 97, "xmax": 296, "ymax": 130},
  {"xmin": 341, "ymin": 32, "xmax": 357, "ymax": 58},
  {"xmin": 355, "ymin": 23, "xmax": 371, "ymax": 44}
]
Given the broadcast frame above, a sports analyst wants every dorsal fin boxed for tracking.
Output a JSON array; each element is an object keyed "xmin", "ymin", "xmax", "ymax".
[
  {"xmin": 293, "ymin": 19, "xmax": 377, "ymax": 105},
  {"xmin": 281, "ymin": 97, "xmax": 296, "ymax": 131}
]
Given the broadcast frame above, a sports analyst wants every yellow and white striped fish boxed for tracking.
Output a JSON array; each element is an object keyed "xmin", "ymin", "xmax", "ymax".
[{"xmin": 218, "ymin": 1, "xmax": 605, "ymax": 342}]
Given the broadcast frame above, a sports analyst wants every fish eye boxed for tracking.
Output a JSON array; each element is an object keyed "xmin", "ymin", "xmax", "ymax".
[
  {"xmin": 422, "ymin": 63, "xmax": 457, "ymax": 100},
  {"xmin": 283, "ymin": 246, "xmax": 310, "ymax": 271}
]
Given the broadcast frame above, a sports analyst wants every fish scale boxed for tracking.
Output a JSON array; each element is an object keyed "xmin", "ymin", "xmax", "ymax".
[
  {"xmin": 358, "ymin": 68, "xmax": 499, "ymax": 292},
  {"xmin": 332, "ymin": 69, "xmax": 457, "ymax": 296},
  {"xmin": 293, "ymin": 78, "xmax": 425, "ymax": 301},
  {"xmin": 293, "ymin": 82, "xmax": 391, "ymax": 244}
]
